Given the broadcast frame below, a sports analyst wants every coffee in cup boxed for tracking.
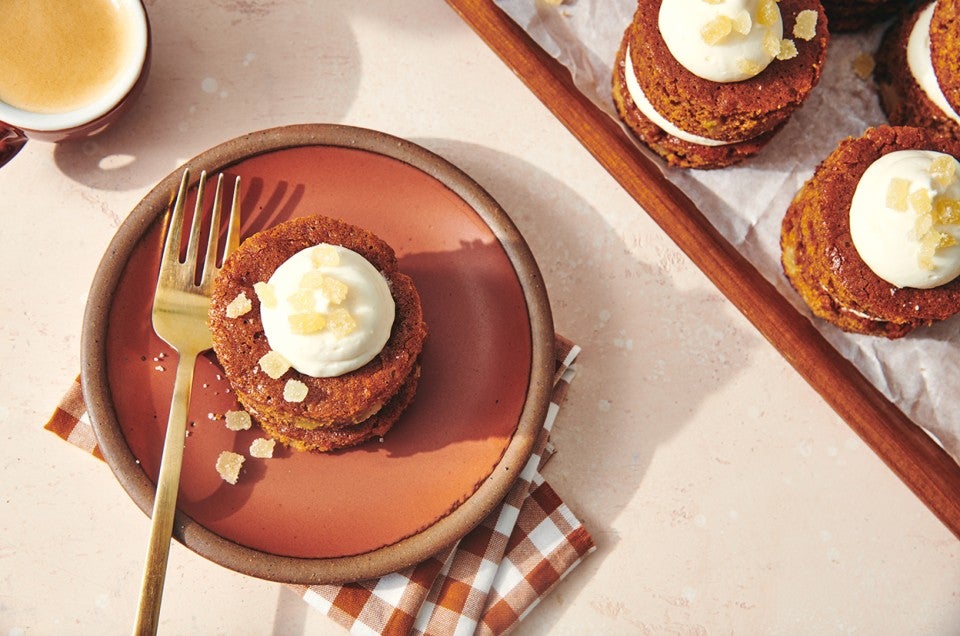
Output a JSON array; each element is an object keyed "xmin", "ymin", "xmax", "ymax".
[{"xmin": 0, "ymin": 0, "xmax": 151, "ymax": 166}]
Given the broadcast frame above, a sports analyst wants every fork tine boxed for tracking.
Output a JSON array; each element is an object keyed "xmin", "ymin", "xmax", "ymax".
[
  {"xmin": 160, "ymin": 169, "xmax": 190, "ymax": 270},
  {"xmin": 183, "ymin": 170, "xmax": 208, "ymax": 275},
  {"xmin": 199, "ymin": 174, "xmax": 225, "ymax": 289},
  {"xmin": 224, "ymin": 175, "xmax": 241, "ymax": 260}
]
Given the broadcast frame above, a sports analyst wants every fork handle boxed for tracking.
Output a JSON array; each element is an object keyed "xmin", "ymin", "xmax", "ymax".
[{"xmin": 133, "ymin": 350, "xmax": 199, "ymax": 636}]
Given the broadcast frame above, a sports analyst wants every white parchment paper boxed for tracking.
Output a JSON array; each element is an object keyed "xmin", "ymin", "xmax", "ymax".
[{"xmin": 496, "ymin": 0, "xmax": 960, "ymax": 462}]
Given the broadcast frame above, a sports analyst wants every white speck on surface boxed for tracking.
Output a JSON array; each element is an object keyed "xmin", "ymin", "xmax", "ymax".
[
  {"xmin": 201, "ymin": 77, "xmax": 218, "ymax": 93},
  {"xmin": 728, "ymin": 510, "xmax": 740, "ymax": 522},
  {"xmin": 243, "ymin": 52, "xmax": 257, "ymax": 66},
  {"xmin": 797, "ymin": 439, "xmax": 813, "ymax": 458},
  {"xmin": 154, "ymin": 365, "xmax": 164, "ymax": 372},
  {"xmin": 598, "ymin": 399, "xmax": 611, "ymax": 412},
  {"xmin": 826, "ymin": 445, "xmax": 839, "ymax": 458},
  {"xmin": 681, "ymin": 586, "xmax": 697, "ymax": 604},
  {"xmin": 98, "ymin": 154, "xmax": 135, "ymax": 170},
  {"xmin": 694, "ymin": 514, "xmax": 707, "ymax": 527},
  {"xmin": 95, "ymin": 593, "xmax": 109, "ymax": 609},
  {"xmin": 819, "ymin": 529, "xmax": 833, "ymax": 542},
  {"xmin": 10, "ymin": 628, "xmax": 27, "ymax": 636},
  {"xmin": 219, "ymin": 90, "xmax": 229, "ymax": 99},
  {"xmin": 598, "ymin": 308, "xmax": 611, "ymax": 323},
  {"xmin": 827, "ymin": 547, "xmax": 842, "ymax": 564}
]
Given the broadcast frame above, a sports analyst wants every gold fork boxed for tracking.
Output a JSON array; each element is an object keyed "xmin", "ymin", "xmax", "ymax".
[{"xmin": 134, "ymin": 169, "xmax": 241, "ymax": 635}]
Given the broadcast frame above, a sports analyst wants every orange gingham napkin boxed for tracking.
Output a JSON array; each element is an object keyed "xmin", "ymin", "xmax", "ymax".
[{"xmin": 45, "ymin": 334, "xmax": 594, "ymax": 635}]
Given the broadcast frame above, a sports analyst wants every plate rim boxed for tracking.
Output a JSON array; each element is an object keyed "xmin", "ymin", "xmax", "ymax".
[{"xmin": 80, "ymin": 123, "xmax": 556, "ymax": 584}]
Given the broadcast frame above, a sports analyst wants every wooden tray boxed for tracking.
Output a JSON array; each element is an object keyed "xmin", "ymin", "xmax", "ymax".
[{"xmin": 445, "ymin": 0, "xmax": 960, "ymax": 540}]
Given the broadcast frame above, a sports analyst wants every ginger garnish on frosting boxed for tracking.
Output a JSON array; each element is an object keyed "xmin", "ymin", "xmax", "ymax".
[
  {"xmin": 850, "ymin": 150, "xmax": 960, "ymax": 288},
  {"xmin": 659, "ymin": 0, "xmax": 790, "ymax": 82}
]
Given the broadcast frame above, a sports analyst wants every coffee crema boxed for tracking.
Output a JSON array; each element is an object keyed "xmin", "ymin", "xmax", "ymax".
[{"xmin": 0, "ymin": 0, "xmax": 135, "ymax": 114}]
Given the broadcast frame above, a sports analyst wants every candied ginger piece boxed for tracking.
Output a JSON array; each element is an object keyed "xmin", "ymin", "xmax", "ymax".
[
  {"xmin": 224, "ymin": 409, "xmax": 252, "ymax": 431},
  {"xmin": 930, "ymin": 155, "xmax": 957, "ymax": 187},
  {"xmin": 215, "ymin": 451, "xmax": 244, "ymax": 485},
  {"xmin": 913, "ymin": 209, "xmax": 934, "ymax": 239},
  {"xmin": 776, "ymin": 38, "xmax": 798, "ymax": 61},
  {"xmin": 733, "ymin": 9, "xmax": 752, "ymax": 35},
  {"xmin": 328, "ymin": 307, "xmax": 357, "ymax": 337},
  {"xmin": 701, "ymin": 15, "xmax": 733, "ymax": 45},
  {"xmin": 258, "ymin": 350, "xmax": 291, "ymax": 379},
  {"xmin": 225, "ymin": 292, "xmax": 252, "ymax": 318},
  {"xmin": 283, "ymin": 379, "xmax": 309, "ymax": 403},
  {"xmin": 250, "ymin": 438, "xmax": 276, "ymax": 458},
  {"xmin": 934, "ymin": 197, "xmax": 960, "ymax": 224},
  {"xmin": 793, "ymin": 9, "xmax": 818, "ymax": 40},
  {"xmin": 289, "ymin": 312, "xmax": 327, "ymax": 334},
  {"xmin": 702, "ymin": 0, "xmax": 723, "ymax": 4},
  {"xmin": 909, "ymin": 188, "xmax": 933, "ymax": 216},
  {"xmin": 885, "ymin": 178, "xmax": 910, "ymax": 211},
  {"xmin": 940, "ymin": 233, "xmax": 959, "ymax": 248},
  {"xmin": 311, "ymin": 244, "xmax": 340, "ymax": 268},
  {"xmin": 757, "ymin": 0, "xmax": 780, "ymax": 26},
  {"xmin": 852, "ymin": 53, "xmax": 875, "ymax": 80},
  {"xmin": 287, "ymin": 288, "xmax": 315, "ymax": 312},
  {"xmin": 918, "ymin": 232, "xmax": 941, "ymax": 270},
  {"xmin": 736, "ymin": 58, "xmax": 764, "ymax": 76},
  {"xmin": 319, "ymin": 276, "xmax": 349, "ymax": 304},
  {"xmin": 253, "ymin": 282, "xmax": 277, "ymax": 309},
  {"xmin": 762, "ymin": 29, "xmax": 780, "ymax": 57},
  {"xmin": 299, "ymin": 269, "xmax": 326, "ymax": 289}
]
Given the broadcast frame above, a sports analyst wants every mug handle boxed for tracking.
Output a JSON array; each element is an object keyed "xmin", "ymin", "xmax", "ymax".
[{"xmin": 0, "ymin": 125, "xmax": 27, "ymax": 168}]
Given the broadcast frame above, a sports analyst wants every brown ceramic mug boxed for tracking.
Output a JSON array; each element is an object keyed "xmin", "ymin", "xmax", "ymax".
[{"xmin": 0, "ymin": 0, "xmax": 151, "ymax": 167}]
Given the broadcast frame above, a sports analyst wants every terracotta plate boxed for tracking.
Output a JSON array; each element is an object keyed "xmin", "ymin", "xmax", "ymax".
[{"xmin": 82, "ymin": 124, "xmax": 555, "ymax": 584}]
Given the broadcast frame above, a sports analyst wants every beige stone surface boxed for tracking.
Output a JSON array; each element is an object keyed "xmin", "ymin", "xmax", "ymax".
[{"xmin": 1, "ymin": 1, "xmax": 957, "ymax": 634}]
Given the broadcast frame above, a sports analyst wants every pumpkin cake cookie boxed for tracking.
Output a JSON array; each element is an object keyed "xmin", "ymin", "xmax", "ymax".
[
  {"xmin": 209, "ymin": 214, "xmax": 428, "ymax": 451},
  {"xmin": 875, "ymin": 0, "xmax": 960, "ymax": 137},
  {"xmin": 780, "ymin": 126, "xmax": 960, "ymax": 338},
  {"xmin": 613, "ymin": 0, "xmax": 829, "ymax": 168}
]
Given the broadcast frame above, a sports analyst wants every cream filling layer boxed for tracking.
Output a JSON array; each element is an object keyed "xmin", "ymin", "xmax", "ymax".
[
  {"xmin": 907, "ymin": 1, "xmax": 960, "ymax": 126},
  {"xmin": 623, "ymin": 45, "xmax": 729, "ymax": 147}
]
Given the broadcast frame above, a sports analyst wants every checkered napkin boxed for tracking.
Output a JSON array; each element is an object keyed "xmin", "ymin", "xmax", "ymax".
[{"xmin": 45, "ymin": 335, "xmax": 594, "ymax": 635}]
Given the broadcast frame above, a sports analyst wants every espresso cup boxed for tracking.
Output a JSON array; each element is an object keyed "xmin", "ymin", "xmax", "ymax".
[{"xmin": 0, "ymin": 0, "xmax": 151, "ymax": 166}]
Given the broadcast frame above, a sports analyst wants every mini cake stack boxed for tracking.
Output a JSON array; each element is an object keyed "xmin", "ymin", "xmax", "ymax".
[
  {"xmin": 821, "ymin": 0, "xmax": 913, "ymax": 31},
  {"xmin": 780, "ymin": 126, "xmax": 960, "ymax": 338},
  {"xmin": 613, "ymin": 0, "xmax": 829, "ymax": 169},
  {"xmin": 875, "ymin": 0, "xmax": 960, "ymax": 137},
  {"xmin": 209, "ymin": 215, "xmax": 428, "ymax": 452}
]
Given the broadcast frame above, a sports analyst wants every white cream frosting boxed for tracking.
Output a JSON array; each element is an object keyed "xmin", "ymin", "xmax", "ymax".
[
  {"xmin": 259, "ymin": 243, "xmax": 395, "ymax": 377},
  {"xmin": 849, "ymin": 150, "xmax": 960, "ymax": 289},
  {"xmin": 623, "ymin": 45, "xmax": 729, "ymax": 146},
  {"xmin": 907, "ymin": 1, "xmax": 960, "ymax": 126},
  {"xmin": 658, "ymin": 0, "xmax": 783, "ymax": 83}
]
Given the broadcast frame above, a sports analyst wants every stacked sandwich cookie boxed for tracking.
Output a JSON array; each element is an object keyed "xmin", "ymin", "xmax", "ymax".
[
  {"xmin": 875, "ymin": 0, "xmax": 960, "ymax": 137},
  {"xmin": 780, "ymin": 126, "xmax": 960, "ymax": 338},
  {"xmin": 209, "ymin": 215, "xmax": 428, "ymax": 452},
  {"xmin": 613, "ymin": 0, "xmax": 829, "ymax": 169}
]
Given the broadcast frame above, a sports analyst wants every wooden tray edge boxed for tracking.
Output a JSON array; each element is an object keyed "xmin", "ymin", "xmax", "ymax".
[{"xmin": 445, "ymin": 0, "xmax": 960, "ymax": 540}]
